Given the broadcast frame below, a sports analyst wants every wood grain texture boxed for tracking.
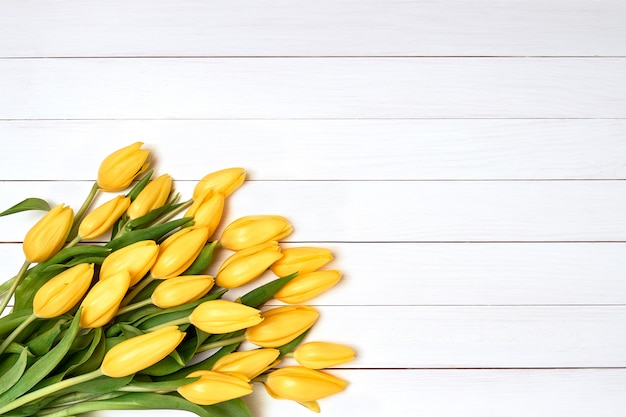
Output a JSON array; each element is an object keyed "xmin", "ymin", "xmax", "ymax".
[
  {"xmin": 1, "ymin": 0, "xmax": 625, "ymax": 57},
  {"xmin": 1, "ymin": 120, "xmax": 626, "ymax": 180},
  {"xmin": 1, "ymin": 58, "xmax": 625, "ymax": 119}
]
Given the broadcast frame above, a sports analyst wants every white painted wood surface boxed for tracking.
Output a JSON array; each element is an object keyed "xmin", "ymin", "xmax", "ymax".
[{"xmin": 1, "ymin": 1, "xmax": 625, "ymax": 416}]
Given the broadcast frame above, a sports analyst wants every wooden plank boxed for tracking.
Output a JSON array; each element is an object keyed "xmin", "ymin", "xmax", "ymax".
[
  {"xmin": 3, "ymin": 242, "xmax": 625, "ymax": 306},
  {"xmin": 0, "ymin": 1, "xmax": 625, "ymax": 57},
  {"xmin": 1, "ymin": 180, "xmax": 626, "ymax": 242},
  {"xmin": 245, "ymin": 369, "xmax": 626, "ymax": 417},
  {"xmin": 1, "ymin": 58, "xmax": 625, "ymax": 119},
  {"xmin": 2, "ymin": 120, "xmax": 626, "ymax": 180}
]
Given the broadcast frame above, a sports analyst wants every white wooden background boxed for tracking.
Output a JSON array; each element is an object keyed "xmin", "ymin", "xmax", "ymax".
[{"xmin": 1, "ymin": 1, "xmax": 626, "ymax": 416}]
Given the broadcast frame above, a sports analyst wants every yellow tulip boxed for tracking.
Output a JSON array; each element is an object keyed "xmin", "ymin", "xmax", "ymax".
[
  {"xmin": 33, "ymin": 263, "xmax": 94, "ymax": 318},
  {"xmin": 212, "ymin": 348, "xmax": 280, "ymax": 379},
  {"xmin": 270, "ymin": 247, "xmax": 334, "ymax": 277},
  {"xmin": 185, "ymin": 192, "xmax": 224, "ymax": 237},
  {"xmin": 127, "ymin": 174, "xmax": 173, "ymax": 219},
  {"xmin": 264, "ymin": 366, "xmax": 348, "ymax": 403},
  {"xmin": 177, "ymin": 370, "xmax": 253, "ymax": 406},
  {"xmin": 246, "ymin": 305, "xmax": 319, "ymax": 348},
  {"xmin": 23, "ymin": 204, "xmax": 74, "ymax": 263},
  {"xmin": 215, "ymin": 241, "xmax": 283, "ymax": 289},
  {"xmin": 100, "ymin": 240, "xmax": 159, "ymax": 286},
  {"xmin": 80, "ymin": 270, "xmax": 131, "ymax": 328},
  {"xmin": 192, "ymin": 168, "xmax": 246, "ymax": 200},
  {"xmin": 151, "ymin": 275, "xmax": 214, "ymax": 309},
  {"xmin": 293, "ymin": 342, "xmax": 356, "ymax": 369},
  {"xmin": 220, "ymin": 215, "xmax": 293, "ymax": 251},
  {"xmin": 151, "ymin": 227, "xmax": 209, "ymax": 279},
  {"xmin": 78, "ymin": 195, "xmax": 130, "ymax": 240},
  {"xmin": 189, "ymin": 299, "xmax": 263, "ymax": 334},
  {"xmin": 100, "ymin": 326, "xmax": 185, "ymax": 378},
  {"xmin": 97, "ymin": 142, "xmax": 150, "ymax": 192},
  {"xmin": 274, "ymin": 270, "xmax": 342, "ymax": 304}
]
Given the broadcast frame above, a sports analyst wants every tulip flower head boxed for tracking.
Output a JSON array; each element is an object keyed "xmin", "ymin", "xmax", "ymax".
[
  {"xmin": 80, "ymin": 270, "xmax": 131, "ymax": 328},
  {"xmin": 100, "ymin": 240, "xmax": 159, "ymax": 286},
  {"xmin": 23, "ymin": 204, "xmax": 74, "ymax": 263},
  {"xmin": 78, "ymin": 195, "xmax": 130, "ymax": 240},
  {"xmin": 270, "ymin": 246, "xmax": 334, "ymax": 277},
  {"xmin": 264, "ymin": 366, "xmax": 348, "ymax": 403},
  {"xmin": 192, "ymin": 167, "xmax": 246, "ymax": 200},
  {"xmin": 216, "ymin": 241, "xmax": 283, "ymax": 289},
  {"xmin": 189, "ymin": 299, "xmax": 263, "ymax": 334},
  {"xmin": 246, "ymin": 305, "xmax": 319, "ymax": 348},
  {"xmin": 97, "ymin": 142, "xmax": 150, "ymax": 192},
  {"xmin": 33, "ymin": 263, "xmax": 94, "ymax": 318},
  {"xmin": 151, "ymin": 227, "xmax": 209, "ymax": 279},
  {"xmin": 127, "ymin": 174, "xmax": 173, "ymax": 219},
  {"xmin": 212, "ymin": 348, "xmax": 280, "ymax": 379},
  {"xmin": 185, "ymin": 192, "xmax": 224, "ymax": 237},
  {"xmin": 274, "ymin": 270, "xmax": 342, "ymax": 304},
  {"xmin": 178, "ymin": 370, "xmax": 253, "ymax": 406},
  {"xmin": 293, "ymin": 342, "xmax": 356, "ymax": 369},
  {"xmin": 220, "ymin": 215, "xmax": 293, "ymax": 251},
  {"xmin": 100, "ymin": 326, "xmax": 185, "ymax": 378},
  {"xmin": 151, "ymin": 275, "xmax": 215, "ymax": 309}
]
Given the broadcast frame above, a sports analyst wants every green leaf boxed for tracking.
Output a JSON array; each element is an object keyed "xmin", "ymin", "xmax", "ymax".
[
  {"xmin": 183, "ymin": 241, "xmax": 218, "ymax": 275},
  {"xmin": 0, "ymin": 310, "xmax": 33, "ymax": 338},
  {"xmin": 67, "ymin": 328, "xmax": 106, "ymax": 376},
  {"xmin": 126, "ymin": 170, "xmax": 154, "ymax": 201},
  {"xmin": 29, "ymin": 245, "xmax": 110, "ymax": 274},
  {"xmin": 125, "ymin": 196, "xmax": 183, "ymax": 230},
  {"xmin": 161, "ymin": 343, "xmax": 240, "ymax": 381},
  {"xmin": 0, "ymin": 198, "xmax": 50, "ymax": 217},
  {"xmin": 25, "ymin": 318, "xmax": 64, "ymax": 356},
  {"xmin": 240, "ymin": 272, "xmax": 298, "ymax": 308},
  {"xmin": 0, "ymin": 309, "xmax": 82, "ymax": 407},
  {"xmin": 0, "ymin": 347, "xmax": 28, "ymax": 395},
  {"xmin": 13, "ymin": 268, "xmax": 62, "ymax": 312},
  {"xmin": 124, "ymin": 376, "xmax": 200, "ymax": 392},
  {"xmin": 277, "ymin": 328, "xmax": 311, "ymax": 357},
  {"xmin": 44, "ymin": 392, "xmax": 250, "ymax": 417},
  {"xmin": 58, "ymin": 328, "xmax": 103, "ymax": 377},
  {"xmin": 106, "ymin": 217, "xmax": 193, "ymax": 251}
]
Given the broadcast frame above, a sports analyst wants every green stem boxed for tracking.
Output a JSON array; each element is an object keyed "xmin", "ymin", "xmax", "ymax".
[
  {"xmin": 64, "ymin": 234, "xmax": 82, "ymax": 250},
  {"xmin": 0, "ymin": 369, "xmax": 103, "ymax": 415},
  {"xmin": 197, "ymin": 334, "xmax": 247, "ymax": 352},
  {"xmin": 68, "ymin": 182, "xmax": 101, "ymax": 239},
  {"xmin": 0, "ymin": 313, "xmax": 36, "ymax": 356},
  {"xmin": 147, "ymin": 317, "xmax": 190, "ymax": 332},
  {"xmin": 35, "ymin": 392, "xmax": 126, "ymax": 417},
  {"xmin": 120, "ymin": 275, "xmax": 156, "ymax": 307},
  {"xmin": 150, "ymin": 198, "xmax": 193, "ymax": 227},
  {"xmin": 115, "ymin": 298, "xmax": 153, "ymax": 316},
  {"xmin": 0, "ymin": 259, "xmax": 31, "ymax": 314}
]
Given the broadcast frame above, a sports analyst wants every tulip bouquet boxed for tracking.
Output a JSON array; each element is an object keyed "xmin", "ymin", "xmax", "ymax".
[{"xmin": 0, "ymin": 143, "xmax": 354, "ymax": 417}]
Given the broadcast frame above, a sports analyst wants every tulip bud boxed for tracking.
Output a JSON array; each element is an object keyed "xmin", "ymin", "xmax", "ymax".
[
  {"xmin": 193, "ymin": 168, "xmax": 246, "ymax": 200},
  {"xmin": 33, "ymin": 263, "xmax": 94, "ymax": 318},
  {"xmin": 274, "ymin": 270, "xmax": 342, "ymax": 304},
  {"xmin": 220, "ymin": 215, "xmax": 293, "ymax": 251},
  {"xmin": 185, "ymin": 192, "xmax": 224, "ymax": 237},
  {"xmin": 270, "ymin": 247, "xmax": 334, "ymax": 277},
  {"xmin": 151, "ymin": 275, "xmax": 215, "ymax": 309},
  {"xmin": 78, "ymin": 195, "xmax": 130, "ymax": 240},
  {"xmin": 293, "ymin": 342, "xmax": 356, "ymax": 369},
  {"xmin": 215, "ymin": 241, "xmax": 283, "ymax": 289},
  {"xmin": 212, "ymin": 348, "xmax": 280, "ymax": 379},
  {"xmin": 151, "ymin": 227, "xmax": 209, "ymax": 279},
  {"xmin": 100, "ymin": 240, "xmax": 159, "ymax": 286},
  {"xmin": 189, "ymin": 299, "xmax": 263, "ymax": 334},
  {"xmin": 177, "ymin": 370, "xmax": 253, "ymax": 406},
  {"xmin": 246, "ymin": 305, "xmax": 319, "ymax": 348},
  {"xmin": 23, "ymin": 204, "xmax": 74, "ymax": 263},
  {"xmin": 97, "ymin": 142, "xmax": 150, "ymax": 192},
  {"xmin": 101, "ymin": 326, "xmax": 185, "ymax": 378},
  {"xmin": 264, "ymin": 366, "xmax": 348, "ymax": 403},
  {"xmin": 80, "ymin": 270, "xmax": 131, "ymax": 328},
  {"xmin": 127, "ymin": 174, "xmax": 173, "ymax": 219}
]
